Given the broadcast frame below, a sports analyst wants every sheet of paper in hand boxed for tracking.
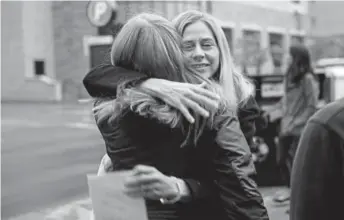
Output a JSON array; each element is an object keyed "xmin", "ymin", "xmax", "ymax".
[{"xmin": 87, "ymin": 171, "xmax": 148, "ymax": 220}]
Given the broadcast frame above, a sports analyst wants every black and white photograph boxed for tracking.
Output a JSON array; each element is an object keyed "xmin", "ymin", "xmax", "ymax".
[{"xmin": 2, "ymin": 1, "xmax": 344, "ymax": 220}]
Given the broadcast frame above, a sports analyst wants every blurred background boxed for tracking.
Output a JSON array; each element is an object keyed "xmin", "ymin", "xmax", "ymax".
[{"xmin": 2, "ymin": 1, "xmax": 344, "ymax": 220}]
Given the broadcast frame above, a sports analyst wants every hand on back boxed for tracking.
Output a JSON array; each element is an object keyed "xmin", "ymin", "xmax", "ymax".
[{"xmin": 140, "ymin": 79, "xmax": 220, "ymax": 123}]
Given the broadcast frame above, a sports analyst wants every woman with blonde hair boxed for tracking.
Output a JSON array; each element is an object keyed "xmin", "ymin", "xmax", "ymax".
[
  {"xmin": 173, "ymin": 10, "xmax": 254, "ymax": 106},
  {"xmin": 87, "ymin": 11, "xmax": 268, "ymax": 220}
]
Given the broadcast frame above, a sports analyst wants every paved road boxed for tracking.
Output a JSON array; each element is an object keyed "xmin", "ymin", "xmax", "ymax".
[
  {"xmin": 1, "ymin": 102, "xmax": 290, "ymax": 220},
  {"xmin": 1, "ymin": 102, "xmax": 105, "ymax": 219}
]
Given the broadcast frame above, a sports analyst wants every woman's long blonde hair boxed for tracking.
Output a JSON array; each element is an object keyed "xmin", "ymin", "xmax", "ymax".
[{"xmin": 173, "ymin": 10, "xmax": 254, "ymax": 108}]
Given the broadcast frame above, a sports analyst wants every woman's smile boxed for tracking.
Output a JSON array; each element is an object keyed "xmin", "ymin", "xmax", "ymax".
[{"xmin": 191, "ymin": 63, "xmax": 210, "ymax": 71}]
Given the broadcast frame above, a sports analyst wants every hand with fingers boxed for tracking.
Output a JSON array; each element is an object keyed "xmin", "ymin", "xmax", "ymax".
[
  {"xmin": 139, "ymin": 79, "xmax": 220, "ymax": 124},
  {"xmin": 123, "ymin": 165, "xmax": 188, "ymax": 204}
]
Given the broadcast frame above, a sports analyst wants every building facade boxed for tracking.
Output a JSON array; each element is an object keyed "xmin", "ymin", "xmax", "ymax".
[
  {"xmin": 211, "ymin": 1, "xmax": 309, "ymax": 76},
  {"xmin": 1, "ymin": 1, "xmax": 309, "ymax": 102},
  {"xmin": 307, "ymin": 1, "xmax": 344, "ymax": 60}
]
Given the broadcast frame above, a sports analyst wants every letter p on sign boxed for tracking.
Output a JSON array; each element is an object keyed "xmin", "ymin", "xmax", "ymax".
[
  {"xmin": 94, "ymin": 2, "xmax": 107, "ymax": 21},
  {"xmin": 87, "ymin": 1, "xmax": 113, "ymax": 27}
]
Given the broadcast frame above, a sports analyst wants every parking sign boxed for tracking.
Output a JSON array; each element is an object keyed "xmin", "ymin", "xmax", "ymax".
[{"xmin": 86, "ymin": 1, "xmax": 113, "ymax": 27}]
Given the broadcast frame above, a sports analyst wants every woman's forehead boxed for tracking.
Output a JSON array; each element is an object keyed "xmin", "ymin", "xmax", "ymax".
[{"xmin": 182, "ymin": 21, "xmax": 215, "ymax": 41}]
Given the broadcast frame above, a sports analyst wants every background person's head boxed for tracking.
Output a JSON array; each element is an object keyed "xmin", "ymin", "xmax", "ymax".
[
  {"xmin": 172, "ymin": 10, "xmax": 254, "ymax": 107},
  {"xmin": 287, "ymin": 44, "xmax": 313, "ymax": 83},
  {"xmin": 111, "ymin": 13, "xmax": 185, "ymax": 83}
]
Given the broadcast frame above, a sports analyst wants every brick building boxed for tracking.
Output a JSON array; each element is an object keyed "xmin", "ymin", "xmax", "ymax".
[{"xmin": 1, "ymin": 1, "xmax": 309, "ymax": 102}]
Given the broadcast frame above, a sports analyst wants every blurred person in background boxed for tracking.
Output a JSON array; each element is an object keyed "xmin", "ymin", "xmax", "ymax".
[
  {"xmin": 90, "ymin": 11, "xmax": 268, "ymax": 220},
  {"xmin": 290, "ymin": 98, "xmax": 344, "ymax": 220},
  {"xmin": 265, "ymin": 44, "xmax": 319, "ymax": 204}
]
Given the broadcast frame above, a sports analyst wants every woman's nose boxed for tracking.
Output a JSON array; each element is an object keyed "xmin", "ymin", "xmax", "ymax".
[{"xmin": 192, "ymin": 45, "xmax": 205, "ymax": 60}]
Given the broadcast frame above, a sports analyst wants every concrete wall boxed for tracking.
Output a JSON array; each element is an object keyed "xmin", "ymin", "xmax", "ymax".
[
  {"xmin": 1, "ymin": 1, "xmax": 26, "ymax": 99},
  {"xmin": 1, "ymin": 1, "xmax": 60, "ymax": 102},
  {"xmin": 22, "ymin": 1, "xmax": 56, "ymax": 79}
]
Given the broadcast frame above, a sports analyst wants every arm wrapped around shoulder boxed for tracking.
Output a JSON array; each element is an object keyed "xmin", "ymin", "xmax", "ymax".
[
  {"xmin": 213, "ymin": 110, "xmax": 269, "ymax": 220},
  {"xmin": 83, "ymin": 64, "xmax": 149, "ymax": 98}
]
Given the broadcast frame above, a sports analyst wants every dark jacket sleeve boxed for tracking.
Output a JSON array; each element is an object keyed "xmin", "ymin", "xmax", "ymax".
[
  {"xmin": 238, "ymin": 96, "xmax": 264, "ymax": 147},
  {"xmin": 93, "ymin": 100, "xmax": 137, "ymax": 170},
  {"xmin": 290, "ymin": 121, "xmax": 341, "ymax": 220},
  {"xmin": 214, "ymin": 110, "xmax": 269, "ymax": 220},
  {"xmin": 83, "ymin": 64, "xmax": 148, "ymax": 98}
]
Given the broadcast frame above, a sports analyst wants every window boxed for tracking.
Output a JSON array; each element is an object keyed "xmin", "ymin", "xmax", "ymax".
[
  {"xmin": 206, "ymin": 0, "xmax": 213, "ymax": 14},
  {"xmin": 269, "ymin": 33, "xmax": 285, "ymax": 73},
  {"xmin": 293, "ymin": 11, "xmax": 303, "ymax": 30},
  {"xmin": 311, "ymin": 16, "xmax": 317, "ymax": 28},
  {"xmin": 90, "ymin": 45, "xmax": 112, "ymax": 68},
  {"xmin": 242, "ymin": 30, "xmax": 262, "ymax": 75},
  {"xmin": 34, "ymin": 60, "xmax": 45, "ymax": 76}
]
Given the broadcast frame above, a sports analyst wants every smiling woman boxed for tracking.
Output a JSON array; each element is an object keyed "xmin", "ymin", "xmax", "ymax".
[
  {"xmin": 173, "ymin": 10, "xmax": 255, "ymax": 107},
  {"xmin": 182, "ymin": 21, "xmax": 220, "ymax": 79}
]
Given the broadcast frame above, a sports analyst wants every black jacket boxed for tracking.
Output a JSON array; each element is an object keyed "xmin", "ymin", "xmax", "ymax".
[
  {"xmin": 83, "ymin": 64, "xmax": 262, "ymax": 146},
  {"xmin": 290, "ymin": 98, "xmax": 344, "ymax": 220}
]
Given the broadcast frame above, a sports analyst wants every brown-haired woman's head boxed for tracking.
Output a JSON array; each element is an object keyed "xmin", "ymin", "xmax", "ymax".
[
  {"xmin": 287, "ymin": 44, "xmax": 314, "ymax": 83},
  {"xmin": 111, "ymin": 13, "xmax": 186, "ymax": 83},
  {"xmin": 95, "ymin": 13, "xmax": 190, "ymax": 136}
]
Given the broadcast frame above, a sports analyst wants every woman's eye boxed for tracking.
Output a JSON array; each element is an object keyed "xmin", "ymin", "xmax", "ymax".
[
  {"xmin": 201, "ymin": 45, "xmax": 213, "ymax": 50},
  {"xmin": 202, "ymin": 42, "xmax": 215, "ymax": 48},
  {"xmin": 182, "ymin": 44, "xmax": 194, "ymax": 50}
]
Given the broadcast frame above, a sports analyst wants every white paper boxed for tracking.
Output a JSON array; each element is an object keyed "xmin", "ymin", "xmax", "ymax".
[{"xmin": 87, "ymin": 171, "xmax": 148, "ymax": 220}]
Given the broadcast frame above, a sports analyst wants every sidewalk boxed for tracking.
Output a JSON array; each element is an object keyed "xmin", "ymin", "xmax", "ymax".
[
  {"xmin": 9, "ymin": 187, "xmax": 289, "ymax": 220},
  {"xmin": 7, "ymin": 198, "xmax": 92, "ymax": 220}
]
